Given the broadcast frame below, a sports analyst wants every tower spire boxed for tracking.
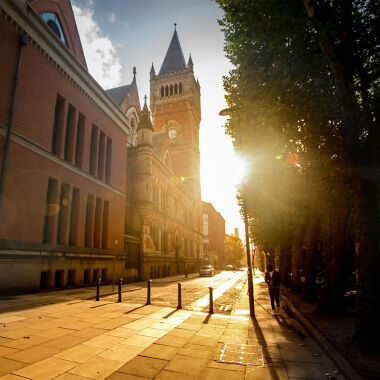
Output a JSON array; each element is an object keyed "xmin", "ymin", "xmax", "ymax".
[{"xmin": 159, "ymin": 27, "xmax": 186, "ymax": 75}]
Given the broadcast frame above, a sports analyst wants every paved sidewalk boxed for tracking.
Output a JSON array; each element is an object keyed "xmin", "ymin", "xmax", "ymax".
[{"xmin": 0, "ymin": 275, "xmax": 354, "ymax": 379}]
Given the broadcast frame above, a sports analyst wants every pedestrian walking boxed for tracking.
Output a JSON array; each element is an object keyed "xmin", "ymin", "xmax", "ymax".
[{"xmin": 265, "ymin": 264, "xmax": 280, "ymax": 315}]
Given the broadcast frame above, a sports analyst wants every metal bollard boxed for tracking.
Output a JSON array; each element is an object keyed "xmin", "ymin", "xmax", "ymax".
[
  {"xmin": 96, "ymin": 277, "xmax": 101, "ymax": 301},
  {"xmin": 177, "ymin": 282, "xmax": 182, "ymax": 309},
  {"xmin": 117, "ymin": 278, "xmax": 123, "ymax": 303},
  {"xmin": 209, "ymin": 287, "xmax": 214, "ymax": 314},
  {"xmin": 146, "ymin": 280, "xmax": 151, "ymax": 305}
]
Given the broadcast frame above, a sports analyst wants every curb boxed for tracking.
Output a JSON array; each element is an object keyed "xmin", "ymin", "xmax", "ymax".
[{"xmin": 281, "ymin": 293, "xmax": 363, "ymax": 380}]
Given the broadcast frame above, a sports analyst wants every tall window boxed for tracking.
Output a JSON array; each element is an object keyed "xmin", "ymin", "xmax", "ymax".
[
  {"xmin": 85, "ymin": 194, "xmax": 94, "ymax": 247},
  {"xmin": 43, "ymin": 178, "xmax": 58, "ymax": 244},
  {"xmin": 94, "ymin": 197, "xmax": 103, "ymax": 248},
  {"xmin": 165, "ymin": 85, "xmax": 169, "ymax": 96},
  {"xmin": 89, "ymin": 125, "xmax": 98, "ymax": 175},
  {"xmin": 102, "ymin": 201, "xmax": 109, "ymax": 249},
  {"xmin": 179, "ymin": 82, "xmax": 183, "ymax": 94},
  {"xmin": 52, "ymin": 94, "xmax": 65, "ymax": 155},
  {"xmin": 174, "ymin": 83, "xmax": 178, "ymax": 94},
  {"xmin": 98, "ymin": 131, "xmax": 106, "ymax": 180},
  {"xmin": 64, "ymin": 104, "xmax": 76, "ymax": 162},
  {"xmin": 105, "ymin": 137, "xmax": 112, "ymax": 183},
  {"xmin": 57, "ymin": 183, "xmax": 70, "ymax": 245},
  {"xmin": 170, "ymin": 84, "xmax": 173, "ymax": 95},
  {"xmin": 161, "ymin": 86, "xmax": 164, "ymax": 97},
  {"xmin": 69, "ymin": 188, "xmax": 80, "ymax": 246},
  {"xmin": 75, "ymin": 114, "xmax": 85, "ymax": 167}
]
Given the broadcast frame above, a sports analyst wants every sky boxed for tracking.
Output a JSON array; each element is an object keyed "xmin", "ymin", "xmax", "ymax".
[{"xmin": 72, "ymin": 0, "xmax": 246, "ymax": 236}]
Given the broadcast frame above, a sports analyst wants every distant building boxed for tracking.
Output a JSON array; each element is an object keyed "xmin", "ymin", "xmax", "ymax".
[{"xmin": 202, "ymin": 202, "xmax": 226, "ymax": 269}]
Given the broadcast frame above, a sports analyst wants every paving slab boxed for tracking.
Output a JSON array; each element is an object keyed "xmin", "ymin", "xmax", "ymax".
[
  {"xmin": 43, "ymin": 335, "xmax": 88, "ymax": 350},
  {"xmin": 69, "ymin": 356, "xmax": 122, "ymax": 379},
  {"xmin": 155, "ymin": 334, "xmax": 188, "ymax": 348},
  {"xmin": 54, "ymin": 344, "xmax": 105, "ymax": 363},
  {"xmin": 139, "ymin": 343, "xmax": 178, "ymax": 360},
  {"xmin": 121, "ymin": 334, "xmax": 158, "ymax": 348},
  {"xmin": 164, "ymin": 354, "xmax": 208, "ymax": 377},
  {"xmin": 4, "ymin": 345, "xmax": 60, "ymax": 364},
  {"xmin": 0, "ymin": 358, "xmax": 26, "ymax": 377},
  {"xmin": 137, "ymin": 327, "xmax": 167, "ymax": 338},
  {"xmin": 202, "ymin": 367, "xmax": 245, "ymax": 380},
  {"xmin": 245, "ymin": 365, "xmax": 289, "ymax": 379},
  {"xmin": 117, "ymin": 355, "xmax": 168, "ymax": 378},
  {"xmin": 13, "ymin": 357, "xmax": 76, "ymax": 380},
  {"xmin": 106, "ymin": 372, "xmax": 147, "ymax": 380},
  {"xmin": 0, "ymin": 346, "xmax": 19, "ymax": 357},
  {"xmin": 97, "ymin": 344, "xmax": 143, "ymax": 362},
  {"xmin": 85, "ymin": 335, "xmax": 125, "ymax": 349},
  {"xmin": 154, "ymin": 370, "xmax": 196, "ymax": 380}
]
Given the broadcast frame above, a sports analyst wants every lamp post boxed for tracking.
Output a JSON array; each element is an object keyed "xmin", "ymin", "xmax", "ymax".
[
  {"xmin": 243, "ymin": 193, "xmax": 255, "ymax": 317},
  {"xmin": 219, "ymin": 108, "xmax": 255, "ymax": 317}
]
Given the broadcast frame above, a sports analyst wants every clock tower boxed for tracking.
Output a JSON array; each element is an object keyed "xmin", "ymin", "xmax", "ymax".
[{"xmin": 150, "ymin": 26, "xmax": 201, "ymax": 198}]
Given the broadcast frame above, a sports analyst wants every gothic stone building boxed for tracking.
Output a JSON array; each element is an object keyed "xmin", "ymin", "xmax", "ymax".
[{"xmin": 122, "ymin": 29, "xmax": 204, "ymax": 281}]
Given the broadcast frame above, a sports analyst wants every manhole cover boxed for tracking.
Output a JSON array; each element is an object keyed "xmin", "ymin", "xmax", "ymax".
[{"xmin": 219, "ymin": 343, "xmax": 263, "ymax": 366}]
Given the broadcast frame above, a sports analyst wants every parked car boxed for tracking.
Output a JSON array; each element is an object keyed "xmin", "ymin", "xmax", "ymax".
[
  {"xmin": 226, "ymin": 265, "xmax": 237, "ymax": 271},
  {"xmin": 199, "ymin": 265, "xmax": 215, "ymax": 277}
]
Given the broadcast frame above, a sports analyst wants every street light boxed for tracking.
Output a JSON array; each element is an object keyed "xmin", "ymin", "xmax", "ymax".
[{"xmin": 219, "ymin": 108, "xmax": 255, "ymax": 317}]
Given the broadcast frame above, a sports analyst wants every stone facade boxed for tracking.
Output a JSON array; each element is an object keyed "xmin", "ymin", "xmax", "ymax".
[{"xmin": 124, "ymin": 29, "xmax": 204, "ymax": 281}]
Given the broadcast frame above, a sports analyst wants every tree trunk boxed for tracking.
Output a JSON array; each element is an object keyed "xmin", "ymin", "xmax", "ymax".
[
  {"xmin": 303, "ymin": 213, "xmax": 321, "ymax": 301},
  {"xmin": 353, "ymin": 177, "xmax": 380, "ymax": 343},
  {"xmin": 319, "ymin": 191, "xmax": 351, "ymax": 313},
  {"xmin": 279, "ymin": 237, "xmax": 293, "ymax": 286},
  {"xmin": 291, "ymin": 219, "xmax": 307, "ymax": 291}
]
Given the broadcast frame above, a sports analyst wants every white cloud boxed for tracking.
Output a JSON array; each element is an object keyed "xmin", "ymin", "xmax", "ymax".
[{"xmin": 72, "ymin": 4, "xmax": 122, "ymax": 89}]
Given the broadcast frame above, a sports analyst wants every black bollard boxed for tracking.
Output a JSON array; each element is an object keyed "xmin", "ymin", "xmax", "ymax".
[
  {"xmin": 146, "ymin": 280, "xmax": 151, "ymax": 305},
  {"xmin": 117, "ymin": 278, "xmax": 123, "ymax": 302},
  {"xmin": 209, "ymin": 286, "xmax": 214, "ymax": 314},
  {"xmin": 177, "ymin": 282, "xmax": 182, "ymax": 309},
  {"xmin": 96, "ymin": 277, "xmax": 101, "ymax": 301}
]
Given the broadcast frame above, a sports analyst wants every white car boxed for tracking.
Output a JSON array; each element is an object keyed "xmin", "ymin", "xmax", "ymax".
[{"xmin": 199, "ymin": 265, "xmax": 215, "ymax": 277}]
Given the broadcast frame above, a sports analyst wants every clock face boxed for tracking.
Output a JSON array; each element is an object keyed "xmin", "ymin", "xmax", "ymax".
[{"xmin": 168, "ymin": 128, "xmax": 178, "ymax": 139}]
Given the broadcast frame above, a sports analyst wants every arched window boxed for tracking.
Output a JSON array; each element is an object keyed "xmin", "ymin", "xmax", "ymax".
[
  {"xmin": 161, "ymin": 86, "xmax": 164, "ymax": 97},
  {"xmin": 40, "ymin": 12, "xmax": 67, "ymax": 45},
  {"xmin": 170, "ymin": 84, "xmax": 173, "ymax": 96},
  {"xmin": 179, "ymin": 83, "xmax": 182, "ymax": 93},
  {"xmin": 174, "ymin": 83, "xmax": 178, "ymax": 95},
  {"xmin": 165, "ymin": 86, "xmax": 169, "ymax": 96}
]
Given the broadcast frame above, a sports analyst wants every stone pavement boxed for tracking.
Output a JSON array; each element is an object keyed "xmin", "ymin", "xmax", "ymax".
[{"xmin": 0, "ymin": 275, "xmax": 356, "ymax": 379}]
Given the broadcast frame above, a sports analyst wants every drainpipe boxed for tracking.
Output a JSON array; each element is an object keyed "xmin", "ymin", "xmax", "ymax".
[{"xmin": 0, "ymin": 33, "xmax": 27, "ymax": 207}]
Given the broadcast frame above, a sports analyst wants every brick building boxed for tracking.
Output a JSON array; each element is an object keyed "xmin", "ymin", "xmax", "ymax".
[
  {"xmin": 0, "ymin": 0, "xmax": 133, "ymax": 291},
  {"xmin": 202, "ymin": 202, "xmax": 226, "ymax": 269}
]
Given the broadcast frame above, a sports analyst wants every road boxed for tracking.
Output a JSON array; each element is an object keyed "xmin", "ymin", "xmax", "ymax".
[
  {"xmin": 104, "ymin": 270, "xmax": 247, "ymax": 314},
  {"xmin": 0, "ymin": 270, "xmax": 247, "ymax": 317}
]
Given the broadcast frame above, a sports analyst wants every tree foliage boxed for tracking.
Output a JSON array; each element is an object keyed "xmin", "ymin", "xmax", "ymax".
[
  {"xmin": 217, "ymin": 0, "xmax": 379, "ymax": 342},
  {"xmin": 225, "ymin": 234, "xmax": 245, "ymax": 266}
]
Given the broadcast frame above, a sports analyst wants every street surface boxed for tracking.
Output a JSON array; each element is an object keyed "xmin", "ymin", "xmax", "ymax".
[{"xmin": 0, "ymin": 271, "xmax": 356, "ymax": 379}]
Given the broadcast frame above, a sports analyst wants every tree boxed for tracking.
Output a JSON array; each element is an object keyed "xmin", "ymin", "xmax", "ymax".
[
  {"xmin": 217, "ymin": 0, "xmax": 379, "ymax": 342},
  {"xmin": 225, "ymin": 234, "xmax": 245, "ymax": 266}
]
